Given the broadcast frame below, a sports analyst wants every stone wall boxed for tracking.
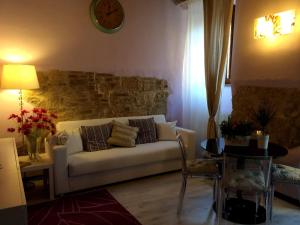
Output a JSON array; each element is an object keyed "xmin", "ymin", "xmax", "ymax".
[
  {"xmin": 24, "ymin": 70, "xmax": 169, "ymax": 122},
  {"xmin": 232, "ymin": 86, "xmax": 300, "ymax": 148}
]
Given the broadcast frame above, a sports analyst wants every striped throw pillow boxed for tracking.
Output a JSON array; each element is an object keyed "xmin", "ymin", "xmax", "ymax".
[
  {"xmin": 107, "ymin": 120, "xmax": 139, "ymax": 147},
  {"xmin": 80, "ymin": 123, "xmax": 112, "ymax": 151},
  {"xmin": 128, "ymin": 117, "xmax": 157, "ymax": 144}
]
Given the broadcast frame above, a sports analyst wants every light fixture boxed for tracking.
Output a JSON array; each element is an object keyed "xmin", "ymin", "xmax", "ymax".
[
  {"xmin": 1, "ymin": 64, "xmax": 39, "ymax": 111},
  {"xmin": 254, "ymin": 10, "xmax": 296, "ymax": 39}
]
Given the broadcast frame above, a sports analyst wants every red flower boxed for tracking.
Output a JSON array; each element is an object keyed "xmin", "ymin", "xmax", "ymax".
[
  {"xmin": 42, "ymin": 117, "xmax": 50, "ymax": 122},
  {"xmin": 22, "ymin": 123, "xmax": 32, "ymax": 130},
  {"xmin": 17, "ymin": 116, "xmax": 22, "ymax": 123},
  {"xmin": 33, "ymin": 108, "xmax": 39, "ymax": 113},
  {"xmin": 7, "ymin": 108, "xmax": 57, "ymax": 136},
  {"xmin": 21, "ymin": 109, "xmax": 29, "ymax": 116},
  {"xmin": 8, "ymin": 114, "xmax": 18, "ymax": 119},
  {"xmin": 32, "ymin": 117, "xmax": 40, "ymax": 122}
]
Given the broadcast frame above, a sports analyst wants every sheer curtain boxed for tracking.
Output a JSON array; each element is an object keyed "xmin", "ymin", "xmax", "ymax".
[{"xmin": 182, "ymin": 0, "xmax": 208, "ymax": 141}]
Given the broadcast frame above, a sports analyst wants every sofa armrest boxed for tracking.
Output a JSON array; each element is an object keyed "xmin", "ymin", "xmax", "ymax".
[
  {"xmin": 176, "ymin": 127, "xmax": 196, "ymax": 159},
  {"xmin": 50, "ymin": 144, "xmax": 70, "ymax": 195}
]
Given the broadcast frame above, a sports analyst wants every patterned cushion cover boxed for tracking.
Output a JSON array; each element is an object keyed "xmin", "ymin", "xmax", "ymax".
[
  {"xmin": 107, "ymin": 120, "xmax": 139, "ymax": 147},
  {"xmin": 187, "ymin": 159, "xmax": 219, "ymax": 175},
  {"xmin": 128, "ymin": 117, "xmax": 157, "ymax": 144},
  {"xmin": 227, "ymin": 170, "xmax": 266, "ymax": 191},
  {"xmin": 80, "ymin": 123, "xmax": 112, "ymax": 151},
  {"xmin": 48, "ymin": 131, "xmax": 69, "ymax": 145},
  {"xmin": 272, "ymin": 164, "xmax": 300, "ymax": 185}
]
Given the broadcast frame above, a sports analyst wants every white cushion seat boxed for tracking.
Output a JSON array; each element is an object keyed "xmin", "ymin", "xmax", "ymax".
[{"xmin": 68, "ymin": 141, "xmax": 180, "ymax": 177}]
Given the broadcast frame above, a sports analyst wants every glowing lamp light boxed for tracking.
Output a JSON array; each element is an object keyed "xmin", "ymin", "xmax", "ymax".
[
  {"xmin": 1, "ymin": 64, "xmax": 39, "ymax": 90},
  {"xmin": 254, "ymin": 10, "xmax": 296, "ymax": 39},
  {"xmin": 1, "ymin": 64, "xmax": 39, "ymax": 111}
]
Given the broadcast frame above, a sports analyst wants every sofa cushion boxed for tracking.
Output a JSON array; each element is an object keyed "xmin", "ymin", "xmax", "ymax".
[
  {"xmin": 107, "ymin": 120, "xmax": 139, "ymax": 147},
  {"xmin": 68, "ymin": 141, "xmax": 180, "ymax": 177},
  {"xmin": 156, "ymin": 121, "xmax": 177, "ymax": 141},
  {"xmin": 129, "ymin": 117, "xmax": 157, "ymax": 144},
  {"xmin": 80, "ymin": 123, "xmax": 112, "ymax": 151},
  {"xmin": 65, "ymin": 128, "xmax": 83, "ymax": 155}
]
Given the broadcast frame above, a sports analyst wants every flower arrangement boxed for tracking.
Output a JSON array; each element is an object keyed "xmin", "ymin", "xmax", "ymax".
[
  {"xmin": 7, "ymin": 108, "xmax": 58, "ymax": 138},
  {"xmin": 220, "ymin": 115, "xmax": 254, "ymax": 140}
]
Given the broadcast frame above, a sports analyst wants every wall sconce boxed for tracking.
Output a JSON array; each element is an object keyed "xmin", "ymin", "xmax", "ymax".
[{"xmin": 254, "ymin": 10, "xmax": 296, "ymax": 39}]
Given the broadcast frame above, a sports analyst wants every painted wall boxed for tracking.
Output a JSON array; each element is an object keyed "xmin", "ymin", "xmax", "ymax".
[
  {"xmin": 0, "ymin": 0, "xmax": 187, "ymax": 139},
  {"xmin": 231, "ymin": 0, "xmax": 300, "ymax": 90}
]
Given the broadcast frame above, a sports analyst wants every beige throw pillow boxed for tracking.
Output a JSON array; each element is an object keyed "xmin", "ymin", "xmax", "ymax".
[
  {"xmin": 107, "ymin": 120, "xmax": 139, "ymax": 147},
  {"xmin": 156, "ymin": 121, "xmax": 177, "ymax": 141}
]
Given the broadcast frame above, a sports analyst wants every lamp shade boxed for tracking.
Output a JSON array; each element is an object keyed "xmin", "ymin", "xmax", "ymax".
[{"xmin": 1, "ymin": 64, "xmax": 39, "ymax": 90}]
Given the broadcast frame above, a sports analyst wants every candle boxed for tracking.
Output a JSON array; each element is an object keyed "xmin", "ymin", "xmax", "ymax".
[{"xmin": 256, "ymin": 130, "xmax": 262, "ymax": 136}]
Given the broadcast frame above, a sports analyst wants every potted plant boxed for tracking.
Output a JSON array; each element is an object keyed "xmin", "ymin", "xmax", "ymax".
[
  {"xmin": 220, "ymin": 115, "xmax": 254, "ymax": 146},
  {"xmin": 7, "ymin": 108, "xmax": 57, "ymax": 161},
  {"xmin": 252, "ymin": 101, "xmax": 276, "ymax": 149}
]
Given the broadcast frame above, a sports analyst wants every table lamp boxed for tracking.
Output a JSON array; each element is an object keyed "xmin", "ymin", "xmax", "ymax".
[
  {"xmin": 1, "ymin": 64, "xmax": 39, "ymax": 111},
  {"xmin": 1, "ymin": 64, "xmax": 39, "ymax": 161}
]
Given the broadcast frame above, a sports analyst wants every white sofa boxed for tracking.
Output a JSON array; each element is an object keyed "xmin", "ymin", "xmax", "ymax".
[{"xmin": 47, "ymin": 114, "xmax": 196, "ymax": 195}]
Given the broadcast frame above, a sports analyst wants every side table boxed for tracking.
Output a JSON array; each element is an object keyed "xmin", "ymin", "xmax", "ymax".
[{"xmin": 19, "ymin": 154, "xmax": 54, "ymax": 203}]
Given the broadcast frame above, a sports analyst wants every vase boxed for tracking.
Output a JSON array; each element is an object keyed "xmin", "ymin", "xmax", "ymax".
[
  {"xmin": 224, "ymin": 135, "xmax": 251, "ymax": 147},
  {"xmin": 257, "ymin": 134, "xmax": 269, "ymax": 150},
  {"xmin": 24, "ymin": 135, "xmax": 42, "ymax": 161}
]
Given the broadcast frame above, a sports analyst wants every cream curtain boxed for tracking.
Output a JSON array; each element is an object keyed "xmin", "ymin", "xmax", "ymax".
[
  {"xmin": 182, "ymin": 0, "xmax": 208, "ymax": 141},
  {"xmin": 203, "ymin": 0, "xmax": 233, "ymax": 138}
]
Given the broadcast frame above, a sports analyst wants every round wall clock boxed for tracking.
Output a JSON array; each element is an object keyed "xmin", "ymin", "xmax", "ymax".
[{"xmin": 90, "ymin": 0, "xmax": 125, "ymax": 33}]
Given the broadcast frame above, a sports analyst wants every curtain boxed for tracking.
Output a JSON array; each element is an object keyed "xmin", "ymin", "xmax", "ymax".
[
  {"xmin": 203, "ymin": 0, "xmax": 233, "ymax": 138},
  {"xmin": 182, "ymin": 0, "xmax": 208, "ymax": 141}
]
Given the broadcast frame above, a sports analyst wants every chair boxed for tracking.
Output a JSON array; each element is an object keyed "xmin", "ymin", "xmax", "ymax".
[
  {"xmin": 218, "ymin": 153, "xmax": 272, "ymax": 225},
  {"xmin": 176, "ymin": 134, "xmax": 221, "ymax": 215},
  {"xmin": 270, "ymin": 164, "xmax": 300, "ymax": 220}
]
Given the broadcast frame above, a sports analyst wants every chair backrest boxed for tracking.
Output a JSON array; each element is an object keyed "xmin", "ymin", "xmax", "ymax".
[
  {"xmin": 177, "ymin": 134, "xmax": 188, "ymax": 172},
  {"xmin": 222, "ymin": 153, "xmax": 272, "ymax": 192}
]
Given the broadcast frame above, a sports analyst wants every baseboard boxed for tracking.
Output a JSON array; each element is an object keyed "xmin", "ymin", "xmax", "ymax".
[{"xmin": 275, "ymin": 191, "xmax": 300, "ymax": 207}]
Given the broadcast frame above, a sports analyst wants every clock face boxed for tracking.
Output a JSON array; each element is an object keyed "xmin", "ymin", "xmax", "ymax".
[{"xmin": 90, "ymin": 0, "xmax": 125, "ymax": 33}]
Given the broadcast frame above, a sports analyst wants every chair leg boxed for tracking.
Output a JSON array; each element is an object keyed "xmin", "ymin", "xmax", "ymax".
[
  {"xmin": 255, "ymin": 193, "xmax": 260, "ymax": 224},
  {"xmin": 213, "ymin": 179, "xmax": 216, "ymax": 201},
  {"xmin": 270, "ymin": 185, "xmax": 274, "ymax": 221},
  {"xmin": 216, "ymin": 180, "xmax": 222, "ymax": 225},
  {"xmin": 265, "ymin": 192, "xmax": 270, "ymax": 225},
  {"xmin": 177, "ymin": 175, "xmax": 187, "ymax": 215}
]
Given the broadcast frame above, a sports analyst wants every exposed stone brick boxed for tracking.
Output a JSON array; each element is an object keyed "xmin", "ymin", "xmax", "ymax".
[{"xmin": 24, "ymin": 70, "xmax": 169, "ymax": 122}]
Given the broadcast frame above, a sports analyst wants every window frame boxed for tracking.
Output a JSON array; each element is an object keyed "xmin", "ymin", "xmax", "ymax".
[{"xmin": 225, "ymin": 4, "xmax": 236, "ymax": 85}]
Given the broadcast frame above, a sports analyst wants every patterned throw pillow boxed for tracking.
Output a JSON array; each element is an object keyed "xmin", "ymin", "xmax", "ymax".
[
  {"xmin": 80, "ymin": 123, "xmax": 112, "ymax": 151},
  {"xmin": 128, "ymin": 117, "xmax": 157, "ymax": 144},
  {"xmin": 48, "ymin": 131, "xmax": 69, "ymax": 146},
  {"xmin": 107, "ymin": 120, "xmax": 139, "ymax": 147}
]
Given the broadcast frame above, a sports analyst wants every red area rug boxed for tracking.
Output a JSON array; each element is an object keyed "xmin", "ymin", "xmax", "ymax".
[{"xmin": 28, "ymin": 189, "xmax": 142, "ymax": 225}]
